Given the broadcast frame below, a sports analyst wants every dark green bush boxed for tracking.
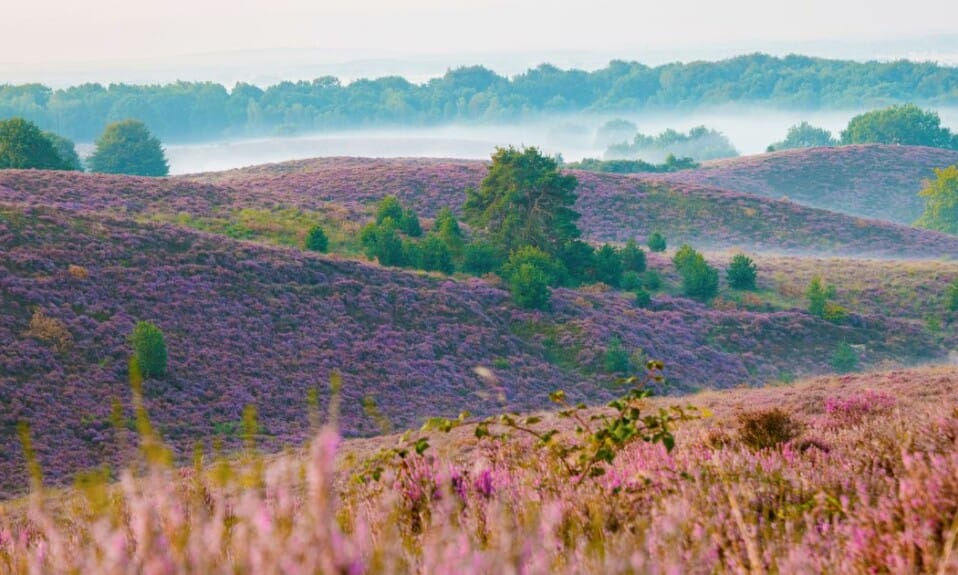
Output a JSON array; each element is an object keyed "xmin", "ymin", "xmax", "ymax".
[
  {"xmin": 831, "ymin": 341, "xmax": 859, "ymax": 373},
  {"xmin": 726, "ymin": 253, "xmax": 757, "ymax": 290},
  {"xmin": 501, "ymin": 246, "xmax": 566, "ymax": 287},
  {"xmin": 643, "ymin": 270, "xmax": 663, "ymax": 291},
  {"xmin": 416, "ymin": 234, "xmax": 455, "ymax": 274},
  {"xmin": 360, "ymin": 218, "xmax": 407, "ymax": 267},
  {"xmin": 620, "ymin": 271, "xmax": 642, "ymax": 291},
  {"xmin": 594, "ymin": 244, "xmax": 623, "ymax": 287},
  {"xmin": 304, "ymin": 225, "xmax": 329, "ymax": 253},
  {"xmin": 603, "ymin": 337, "xmax": 630, "ymax": 373},
  {"xmin": 131, "ymin": 321, "xmax": 167, "ymax": 378},
  {"xmin": 557, "ymin": 240, "xmax": 596, "ymax": 285},
  {"xmin": 647, "ymin": 232, "xmax": 667, "ymax": 252},
  {"xmin": 674, "ymin": 245, "xmax": 718, "ymax": 300},
  {"xmin": 634, "ymin": 287, "xmax": 652, "ymax": 308},
  {"xmin": 508, "ymin": 263, "xmax": 550, "ymax": 309},
  {"xmin": 375, "ymin": 196, "xmax": 404, "ymax": 225},
  {"xmin": 947, "ymin": 279, "xmax": 958, "ymax": 312},
  {"xmin": 619, "ymin": 239, "xmax": 646, "ymax": 272},
  {"xmin": 462, "ymin": 241, "xmax": 503, "ymax": 275},
  {"xmin": 400, "ymin": 209, "xmax": 422, "ymax": 237}
]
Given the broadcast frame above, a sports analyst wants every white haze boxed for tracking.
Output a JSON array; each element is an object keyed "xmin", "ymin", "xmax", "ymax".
[{"xmin": 135, "ymin": 107, "xmax": 958, "ymax": 175}]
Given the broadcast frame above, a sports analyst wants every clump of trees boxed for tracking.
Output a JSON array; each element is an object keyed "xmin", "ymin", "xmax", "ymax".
[
  {"xmin": 767, "ymin": 121, "xmax": 837, "ymax": 151},
  {"xmin": 915, "ymin": 165, "xmax": 958, "ymax": 235},
  {"xmin": 606, "ymin": 126, "xmax": 739, "ymax": 162},
  {"xmin": 89, "ymin": 120, "xmax": 169, "ymax": 176},
  {"xmin": 0, "ymin": 117, "xmax": 80, "ymax": 170},
  {"xmin": 840, "ymin": 104, "xmax": 957, "ymax": 150}
]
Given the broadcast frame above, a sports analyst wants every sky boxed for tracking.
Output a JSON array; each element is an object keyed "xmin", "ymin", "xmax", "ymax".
[{"xmin": 2, "ymin": 0, "xmax": 958, "ymax": 85}]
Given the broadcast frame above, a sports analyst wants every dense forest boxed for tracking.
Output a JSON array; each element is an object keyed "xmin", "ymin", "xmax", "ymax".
[{"xmin": 3, "ymin": 54, "xmax": 958, "ymax": 142}]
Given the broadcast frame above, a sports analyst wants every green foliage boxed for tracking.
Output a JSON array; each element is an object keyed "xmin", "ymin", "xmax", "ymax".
[
  {"xmin": 607, "ymin": 125, "xmax": 739, "ymax": 162},
  {"xmin": 564, "ymin": 155, "xmax": 698, "ymax": 174},
  {"xmin": 557, "ymin": 240, "xmax": 596, "ymax": 284},
  {"xmin": 840, "ymin": 104, "xmax": 956, "ymax": 149},
  {"xmin": 360, "ymin": 217, "xmax": 406, "ymax": 267},
  {"xmin": 88, "ymin": 120, "xmax": 169, "ymax": 176},
  {"xmin": 634, "ymin": 287, "xmax": 652, "ymax": 308},
  {"xmin": 602, "ymin": 337, "xmax": 631, "ymax": 374},
  {"xmin": 0, "ymin": 117, "xmax": 70, "ymax": 170},
  {"xmin": 726, "ymin": 253, "xmax": 758, "ymax": 290},
  {"xmin": 737, "ymin": 408, "xmax": 803, "ymax": 451},
  {"xmin": 399, "ymin": 209, "xmax": 422, "ymax": 237},
  {"xmin": 130, "ymin": 321, "xmax": 168, "ymax": 379},
  {"xmin": 620, "ymin": 271, "xmax": 642, "ymax": 291},
  {"xmin": 806, "ymin": 276, "xmax": 838, "ymax": 319},
  {"xmin": 673, "ymin": 244, "xmax": 719, "ymax": 300},
  {"xmin": 433, "ymin": 207, "xmax": 463, "ymax": 253},
  {"xmin": 375, "ymin": 196, "xmax": 405, "ymax": 226},
  {"xmin": 915, "ymin": 165, "xmax": 958, "ymax": 235},
  {"xmin": 501, "ymin": 245, "xmax": 567, "ymax": 287},
  {"xmin": 41, "ymin": 131, "xmax": 82, "ymax": 170},
  {"xmin": 304, "ymin": 225, "xmax": 329, "ymax": 253},
  {"xmin": 947, "ymin": 279, "xmax": 958, "ymax": 312},
  {"xmin": 464, "ymin": 146, "xmax": 580, "ymax": 257},
  {"xmin": 416, "ymin": 234, "xmax": 455, "ymax": 274},
  {"xmin": 508, "ymin": 263, "xmax": 551, "ymax": 310},
  {"xmin": 831, "ymin": 341, "xmax": 859, "ymax": 374},
  {"xmin": 619, "ymin": 239, "xmax": 647, "ymax": 273},
  {"xmin": 643, "ymin": 270, "xmax": 663, "ymax": 291},
  {"xmin": 647, "ymin": 231, "xmax": 667, "ymax": 252},
  {"xmin": 462, "ymin": 241, "xmax": 503, "ymax": 275},
  {"xmin": 770, "ymin": 121, "xmax": 837, "ymax": 150},
  {"xmin": 594, "ymin": 244, "xmax": 623, "ymax": 287}
]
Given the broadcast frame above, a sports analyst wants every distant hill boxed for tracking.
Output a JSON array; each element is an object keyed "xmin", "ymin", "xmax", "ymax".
[{"xmin": 657, "ymin": 144, "xmax": 958, "ymax": 225}]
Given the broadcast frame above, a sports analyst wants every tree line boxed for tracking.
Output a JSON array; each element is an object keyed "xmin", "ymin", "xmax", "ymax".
[{"xmin": 3, "ymin": 54, "xmax": 958, "ymax": 142}]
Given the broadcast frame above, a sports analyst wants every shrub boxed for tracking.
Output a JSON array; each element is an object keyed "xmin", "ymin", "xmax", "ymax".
[
  {"xmin": 737, "ymin": 408, "xmax": 802, "ymax": 450},
  {"xmin": 946, "ymin": 279, "xmax": 958, "ymax": 312},
  {"xmin": 67, "ymin": 264, "xmax": 89, "ymax": 280},
  {"xmin": 304, "ymin": 225, "xmax": 329, "ymax": 253},
  {"xmin": 643, "ymin": 270, "xmax": 662, "ymax": 291},
  {"xmin": 634, "ymin": 287, "xmax": 652, "ymax": 308},
  {"xmin": 360, "ymin": 218, "xmax": 406, "ymax": 267},
  {"xmin": 672, "ymin": 244, "xmax": 698, "ymax": 274},
  {"xmin": 462, "ymin": 241, "xmax": 502, "ymax": 275},
  {"xmin": 823, "ymin": 390, "xmax": 895, "ymax": 427},
  {"xmin": 603, "ymin": 337, "xmax": 631, "ymax": 373},
  {"xmin": 25, "ymin": 309, "xmax": 72, "ymax": 352},
  {"xmin": 619, "ymin": 239, "xmax": 646, "ymax": 273},
  {"xmin": 620, "ymin": 271, "xmax": 642, "ymax": 291},
  {"xmin": 130, "ymin": 321, "xmax": 168, "ymax": 378},
  {"xmin": 416, "ymin": 234, "xmax": 455, "ymax": 274},
  {"xmin": 830, "ymin": 341, "xmax": 859, "ymax": 374},
  {"xmin": 399, "ymin": 209, "xmax": 422, "ymax": 237},
  {"xmin": 806, "ymin": 276, "xmax": 836, "ymax": 319},
  {"xmin": 557, "ymin": 240, "xmax": 596, "ymax": 284},
  {"xmin": 508, "ymin": 263, "xmax": 550, "ymax": 310},
  {"xmin": 375, "ymin": 196, "xmax": 405, "ymax": 225},
  {"xmin": 594, "ymin": 244, "xmax": 623, "ymax": 287},
  {"xmin": 823, "ymin": 303, "xmax": 849, "ymax": 323},
  {"xmin": 647, "ymin": 231, "xmax": 667, "ymax": 252},
  {"xmin": 501, "ymin": 246, "xmax": 566, "ymax": 287},
  {"xmin": 726, "ymin": 253, "xmax": 757, "ymax": 290},
  {"xmin": 674, "ymin": 245, "xmax": 718, "ymax": 300}
]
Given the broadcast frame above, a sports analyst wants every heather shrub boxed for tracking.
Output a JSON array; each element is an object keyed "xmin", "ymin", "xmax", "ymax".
[
  {"xmin": 824, "ymin": 390, "xmax": 896, "ymax": 427},
  {"xmin": 619, "ymin": 238, "xmax": 646, "ymax": 272},
  {"xmin": 25, "ymin": 309, "xmax": 73, "ymax": 352},
  {"xmin": 737, "ymin": 408, "xmax": 803, "ymax": 450},
  {"xmin": 304, "ymin": 225, "xmax": 329, "ymax": 253},
  {"xmin": 462, "ymin": 241, "xmax": 502, "ymax": 275},
  {"xmin": 647, "ymin": 231, "xmax": 667, "ymax": 252},
  {"xmin": 726, "ymin": 253, "xmax": 757, "ymax": 290},
  {"xmin": 831, "ymin": 341, "xmax": 859, "ymax": 373},
  {"xmin": 67, "ymin": 264, "xmax": 89, "ymax": 280},
  {"xmin": 130, "ymin": 321, "xmax": 168, "ymax": 378}
]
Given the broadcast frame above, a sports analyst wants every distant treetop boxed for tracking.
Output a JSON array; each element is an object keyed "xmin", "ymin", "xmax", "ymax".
[{"xmin": 88, "ymin": 120, "xmax": 169, "ymax": 177}]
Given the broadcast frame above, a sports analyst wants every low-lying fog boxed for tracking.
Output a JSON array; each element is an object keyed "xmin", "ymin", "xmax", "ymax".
[{"xmin": 125, "ymin": 106, "xmax": 958, "ymax": 175}]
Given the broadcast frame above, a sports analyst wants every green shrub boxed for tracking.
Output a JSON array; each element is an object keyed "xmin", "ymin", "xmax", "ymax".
[
  {"xmin": 501, "ymin": 246, "xmax": 566, "ymax": 287},
  {"xmin": 131, "ymin": 321, "xmax": 167, "ymax": 378},
  {"xmin": 823, "ymin": 303, "xmax": 849, "ymax": 323},
  {"xmin": 508, "ymin": 263, "xmax": 550, "ymax": 309},
  {"xmin": 603, "ymin": 337, "xmax": 631, "ymax": 374},
  {"xmin": 594, "ymin": 244, "xmax": 623, "ymax": 287},
  {"xmin": 375, "ymin": 196, "xmax": 404, "ymax": 225},
  {"xmin": 400, "ymin": 209, "xmax": 422, "ymax": 237},
  {"xmin": 634, "ymin": 287, "xmax": 652, "ymax": 308},
  {"xmin": 643, "ymin": 270, "xmax": 663, "ymax": 291},
  {"xmin": 647, "ymin": 231, "xmax": 667, "ymax": 252},
  {"xmin": 557, "ymin": 240, "xmax": 596, "ymax": 285},
  {"xmin": 726, "ymin": 253, "xmax": 757, "ymax": 290},
  {"xmin": 416, "ymin": 234, "xmax": 455, "ymax": 274},
  {"xmin": 462, "ymin": 241, "xmax": 503, "ymax": 275},
  {"xmin": 620, "ymin": 271, "xmax": 642, "ymax": 291},
  {"xmin": 672, "ymin": 244, "xmax": 698, "ymax": 274},
  {"xmin": 737, "ymin": 408, "xmax": 802, "ymax": 450},
  {"xmin": 806, "ymin": 276, "xmax": 838, "ymax": 319},
  {"xmin": 831, "ymin": 341, "xmax": 859, "ymax": 373},
  {"xmin": 674, "ymin": 245, "xmax": 718, "ymax": 300},
  {"xmin": 360, "ymin": 218, "xmax": 406, "ymax": 267},
  {"xmin": 619, "ymin": 239, "xmax": 646, "ymax": 272},
  {"xmin": 304, "ymin": 225, "xmax": 329, "ymax": 253},
  {"xmin": 947, "ymin": 279, "xmax": 958, "ymax": 312}
]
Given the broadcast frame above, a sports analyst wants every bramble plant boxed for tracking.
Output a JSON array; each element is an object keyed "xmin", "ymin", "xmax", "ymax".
[{"xmin": 130, "ymin": 321, "xmax": 168, "ymax": 378}]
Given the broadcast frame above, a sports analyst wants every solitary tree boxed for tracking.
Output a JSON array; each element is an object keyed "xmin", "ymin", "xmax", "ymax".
[
  {"xmin": 88, "ymin": 120, "xmax": 169, "ymax": 176},
  {"xmin": 726, "ymin": 253, "xmax": 758, "ymax": 290},
  {"xmin": 840, "ymin": 104, "xmax": 955, "ymax": 149},
  {"xmin": 915, "ymin": 165, "xmax": 958, "ymax": 235},
  {"xmin": 647, "ymin": 232, "xmax": 667, "ymax": 252},
  {"xmin": 463, "ymin": 146, "xmax": 580, "ymax": 257},
  {"xmin": 130, "ymin": 321, "xmax": 168, "ymax": 378},
  {"xmin": 0, "ymin": 117, "xmax": 69, "ymax": 170},
  {"xmin": 304, "ymin": 225, "xmax": 329, "ymax": 253}
]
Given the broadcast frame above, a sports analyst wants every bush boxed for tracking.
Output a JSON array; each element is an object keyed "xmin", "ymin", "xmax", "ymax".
[
  {"xmin": 416, "ymin": 234, "xmax": 455, "ymax": 274},
  {"xmin": 594, "ymin": 244, "xmax": 623, "ymax": 287},
  {"xmin": 131, "ymin": 321, "xmax": 168, "ymax": 378},
  {"xmin": 360, "ymin": 218, "xmax": 406, "ymax": 267},
  {"xmin": 647, "ymin": 232, "xmax": 667, "ymax": 252},
  {"xmin": 633, "ymin": 287, "xmax": 652, "ymax": 308},
  {"xmin": 304, "ymin": 225, "xmax": 329, "ymax": 253},
  {"xmin": 643, "ymin": 270, "xmax": 662, "ymax": 291},
  {"xmin": 462, "ymin": 241, "xmax": 502, "ymax": 275},
  {"xmin": 737, "ymin": 408, "xmax": 802, "ymax": 450},
  {"xmin": 399, "ymin": 209, "xmax": 422, "ymax": 237},
  {"xmin": 726, "ymin": 253, "xmax": 757, "ymax": 290},
  {"xmin": 806, "ymin": 276, "xmax": 838, "ymax": 319},
  {"xmin": 508, "ymin": 263, "xmax": 550, "ymax": 310},
  {"xmin": 674, "ymin": 245, "xmax": 718, "ymax": 300},
  {"xmin": 620, "ymin": 271, "xmax": 642, "ymax": 291},
  {"xmin": 619, "ymin": 239, "xmax": 646, "ymax": 272},
  {"xmin": 557, "ymin": 240, "xmax": 596, "ymax": 285},
  {"xmin": 25, "ymin": 309, "xmax": 72, "ymax": 352},
  {"xmin": 831, "ymin": 341, "xmax": 859, "ymax": 374},
  {"xmin": 948, "ymin": 279, "xmax": 958, "ymax": 312},
  {"xmin": 501, "ymin": 246, "xmax": 566, "ymax": 287},
  {"xmin": 603, "ymin": 337, "xmax": 631, "ymax": 374},
  {"xmin": 375, "ymin": 196, "xmax": 405, "ymax": 226}
]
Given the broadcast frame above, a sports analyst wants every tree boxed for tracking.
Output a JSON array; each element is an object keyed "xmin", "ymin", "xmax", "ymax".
[
  {"xmin": 433, "ymin": 207, "xmax": 464, "ymax": 254},
  {"xmin": 915, "ymin": 165, "xmax": 958, "ymax": 235},
  {"xmin": 0, "ymin": 117, "xmax": 69, "ymax": 170},
  {"xmin": 508, "ymin": 263, "xmax": 550, "ymax": 310},
  {"xmin": 131, "ymin": 321, "xmax": 168, "ymax": 378},
  {"xmin": 770, "ymin": 121, "xmax": 837, "ymax": 150},
  {"xmin": 673, "ymin": 244, "xmax": 718, "ymax": 300},
  {"xmin": 647, "ymin": 232, "xmax": 667, "ymax": 252},
  {"xmin": 416, "ymin": 234, "xmax": 455, "ymax": 274},
  {"xmin": 42, "ymin": 131, "xmax": 82, "ymax": 170},
  {"xmin": 806, "ymin": 276, "xmax": 837, "ymax": 318},
  {"xmin": 360, "ymin": 217, "xmax": 406, "ymax": 267},
  {"xmin": 399, "ymin": 209, "xmax": 422, "ymax": 237},
  {"xmin": 304, "ymin": 225, "xmax": 329, "ymax": 253},
  {"xmin": 462, "ymin": 241, "xmax": 502, "ymax": 275},
  {"xmin": 726, "ymin": 253, "xmax": 758, "ymax": 290},
  {"xmin": 831, "ymin": 341, "xmax": 859, "ymax": 374},
  {"xmin": 463, "ymin": 146, "xmax": 580, "ymax": 257},
  {"xmin": 594, "ymin": 244, "xmax": 623, "ymax": 287},
  {"xmin": 500, "ymin": 246, "xmax": 566, "ymax": 287},
  {"xmin": 619, "ymin": 239, "xmax": 646, "ymax": 273},
  {"xmin": 840, "ymin": 104, "xmax": 956, "ymax": 149},
  {"xmin": 376, "ymin": 196, "xmax": 405, "ymax": 225},
  {"xmin": 88, "ymin": 119, "xmax": 169, "ymax": 176}
]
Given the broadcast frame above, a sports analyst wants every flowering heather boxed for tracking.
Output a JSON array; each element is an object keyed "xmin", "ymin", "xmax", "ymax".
[
  {"xmin": 0, "ymin": 367, "xmax": 956, "ymax": 573},
  {"xmin": 0, "ymin": 207, "xmax": 943, "ymax": 495},
  {"xmin": 659, "ymin": 144, "xmax": 958, "ymax": 224}
]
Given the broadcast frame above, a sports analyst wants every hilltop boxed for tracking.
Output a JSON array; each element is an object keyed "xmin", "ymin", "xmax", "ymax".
[{"xmin": 657, "ymin": 144, "xmax": 958, "ymax": 224}]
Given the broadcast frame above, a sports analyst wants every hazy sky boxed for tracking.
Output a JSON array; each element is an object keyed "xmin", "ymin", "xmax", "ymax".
[{"xmin": 4, "ymin": 0, "xmax": 957, "ymax": 65}]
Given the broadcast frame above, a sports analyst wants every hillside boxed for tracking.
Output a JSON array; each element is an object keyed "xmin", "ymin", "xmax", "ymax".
[
  {"xmin": 0, "ymin": 202, "xmax": 945, "ymax": 496},
  {"xmin": 184, "ymin": 157, "xmax": 958, "ymax": 258},
  {"xmin": 658, "ymin": 144, "xmax": 958, "ymax": 224}
]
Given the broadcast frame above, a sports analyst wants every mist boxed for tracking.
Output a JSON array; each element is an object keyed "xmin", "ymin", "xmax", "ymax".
[{"xmin": 145, "ymin": 106, "xmax": 958, "ymax": 175}]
